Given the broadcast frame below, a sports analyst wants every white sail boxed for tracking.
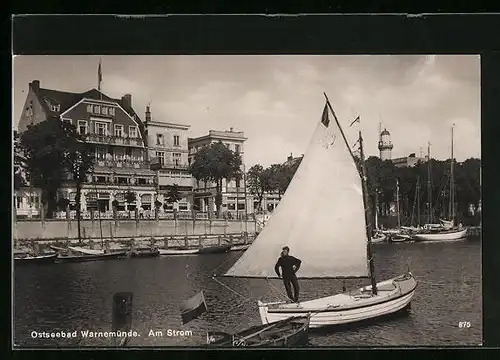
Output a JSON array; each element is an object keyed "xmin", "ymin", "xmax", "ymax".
[{"xmin": 225, "ymin": 105, "xmax": 369, "ymax": 279}]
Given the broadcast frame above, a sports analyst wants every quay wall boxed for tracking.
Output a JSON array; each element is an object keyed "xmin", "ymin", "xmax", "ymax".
[{"xmin": 13, "ymin": 219, "xmax": 258, "ymax": 241}]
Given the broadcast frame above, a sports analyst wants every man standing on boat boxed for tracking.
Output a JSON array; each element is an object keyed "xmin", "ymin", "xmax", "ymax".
[{"xmin": 275, "ymin": 246, "xmax": 301, "ymax": 303}]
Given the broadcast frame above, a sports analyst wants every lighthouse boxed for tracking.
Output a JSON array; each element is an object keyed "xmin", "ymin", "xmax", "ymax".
[{"xmin": 378, "ymin": 128, "xmax": 393, "ymax": 161}]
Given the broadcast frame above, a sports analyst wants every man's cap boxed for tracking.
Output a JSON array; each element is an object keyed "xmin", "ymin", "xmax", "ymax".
[{"xmin": 282, "ymin": 246, "xmax": 290, "ymax": 251}]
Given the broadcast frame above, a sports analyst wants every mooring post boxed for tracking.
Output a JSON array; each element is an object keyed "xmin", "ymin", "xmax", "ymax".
[
  {"xmin": 112, "ymin": 292, "xmax": 133, "ymax": 347},
  {"xmin": 199, "ymin": 235, "xmax": 203, "ymax": 248},
  {"xmin": 218, "ymin": 236, "xmax": 221, "ymax": 246},
  {"xmin": 229, "ymin": 235, "xmax": 233, "ymax": 246},
  {"xmin": 184, "ymin": 235, "xmax": 188, "ymax": 248}
]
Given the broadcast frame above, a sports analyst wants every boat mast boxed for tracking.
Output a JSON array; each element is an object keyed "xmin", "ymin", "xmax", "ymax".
[
  {"xmin": 358, "ymin": 131, "xmax": 378, "ymax": 296},
  {"xmin": 396, "ymin": 179, "xmax": 401, "ymax": 228},
  {"xmin": 427, "ymin": 142, "xmax": 432, "ymax": 224},
  {"xmin": 450, "ymin": 125, "xmax": 455, "ymax": 224},
  {"xmin": 416, "ymin": 176, "xmax": 421, "ymax": 227},
  {"xmin": 92, "ymin": 171, "xmax": 104, "ymax": 248},
  {"xmin": 374, "ymin": 189, "xmax": 379, "ymax": 231}
]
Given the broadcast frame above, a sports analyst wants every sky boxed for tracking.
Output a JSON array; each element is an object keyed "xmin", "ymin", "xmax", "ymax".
[{"xmin": 13, "ymin": 55, "xmax": 480, "ymax": 168}]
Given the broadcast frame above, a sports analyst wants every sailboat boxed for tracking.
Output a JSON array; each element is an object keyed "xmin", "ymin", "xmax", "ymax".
[
  {"xmin": 223, "ymin": 95, "xmax": 417, "ymax": 328},
  {"xmin": 413, "ymin": 125, "xmax": 467, "ymax": 242},
  {"xmin": 371, "ymin": 190, "xmax": 387, "ymax": 244}
]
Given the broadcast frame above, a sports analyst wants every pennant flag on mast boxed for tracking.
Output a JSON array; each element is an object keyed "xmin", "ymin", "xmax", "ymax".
[
  {"xmin": 98, "ymin": 59, "xmax": 102, "ymax": 91},
  {"xmin": 349, "ymin": 115, "xmax": 360, "ymax": 127},
  {"xmin": 321, "ymin": 103, "xmax": 330, "ymax": 127}
]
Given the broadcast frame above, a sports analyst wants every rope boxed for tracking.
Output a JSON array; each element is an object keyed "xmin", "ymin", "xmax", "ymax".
[{"xmin": 211, "ymin": 275, "xmax": 249, "ymax": 301}]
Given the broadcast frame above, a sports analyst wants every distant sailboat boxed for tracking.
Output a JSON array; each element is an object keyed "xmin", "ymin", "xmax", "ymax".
[
  {"xmin": 413, "ymin": 125, "xmax": 467, "ymax": 242},
  {"xmin": 223, "ymin": 95, "xmax": 417, "ymax": 328}
]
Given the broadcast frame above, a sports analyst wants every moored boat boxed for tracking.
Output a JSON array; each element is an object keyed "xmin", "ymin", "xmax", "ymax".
[
  {"xmin": 129, "ymin": 248, "xmax": 160, "ymax": 258},
  {"xmin": 68, "ymin": 246, "xmax": 104, "ymax": 255},
  {"xmin": 206, "ymin": 315, "xmax": 310, "ymax": 347},
  {"xmin": 371, "ymin": 232, "xmax": 387, "ymax": 244},
  {"xmin": 14, "ymin": 253, "xmax": 58, "ymax": 265},
  {"xmin": 198, "ymin": 244, "xmax": 231, "ymax": 254},
  {"xmin": 56, "ymin": 251, "xmax": 127, "ymax": 263},
  {"xmin": 412, "ymin": 228, "xmax": 467, "ymax": 242},
  {"xmin": 158, "ymin": 247, "xmax": 199, "ymax": 256},
  {"xmin": 230, "ymin": 244, "xmax": 251, "ymax": 251}
]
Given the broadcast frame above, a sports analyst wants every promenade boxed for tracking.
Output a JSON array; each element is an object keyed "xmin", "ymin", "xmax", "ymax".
[{"xmin": 13, "ymin": 218, "xmax": 258, "ymax": 242}]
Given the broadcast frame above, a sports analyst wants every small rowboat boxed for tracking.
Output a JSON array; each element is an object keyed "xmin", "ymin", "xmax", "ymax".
[
  {"xmin": 14, "ymin": 253, "xmax": 58, "ymax": 265},
  {"xmin": 206, "ymin": 315, "xmax": 310, "ymax": 347}
]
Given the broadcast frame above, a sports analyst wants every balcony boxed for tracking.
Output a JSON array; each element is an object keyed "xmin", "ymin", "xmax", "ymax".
[
  {"xmin": 95, "ymin": 159, "xmax": 151, "ymax": 170},
  {"xmin": 161, "ymin": 163, "xmax": 189, "ymax": 170},
  {"xmin": 86, "ymin": 134, "xmax": 144, "ymax": 147}
]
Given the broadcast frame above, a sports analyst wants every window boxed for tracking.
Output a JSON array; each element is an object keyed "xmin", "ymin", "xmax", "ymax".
[
  {"xmin": 62, "ymin": 119, "xmax": 72, "ymax": 125},
  {"xmin": 77, "ymin": 120, "xmax": 88, "ymax": 135},
  {"xmin": 50, "ymin": 104, "xmax": 60, "ymax": 112},
  {"xmin": 235, "ymin": 144, "xmax": 240, "ymax": 154},
  {"xmin": 94, "ymin": 105, "xmax": 101, "ymax": 114},
  {"xmin": 236, "ymin": 178, "xmax": 241, "ymax": 188},
  {"xmin": 114, "ymin": 124, "xmax": 124, "ymax": 137},
  {"xmin": 173, "ymin": 135, "xmax": 180, "ymax": 146},
  {"xmin": 156, "ymin": 133, "xmax": 164, "ymax": 145},
  {"xmin": 96, "ymin": 147, "xmax": 106, "ymax": 160},
  {"xmin": 102, "ymin": 107, "xmax": 108, "ymax": 115},
  {"xmin": 137, "ymin": 178, "xmax": 147, "ymax": 185},
  {"xmin": 95, "ymin": 122, "xmax": 107, "ymax": 135},
  {"xmin": 173, "ymin": 153, "xmax": 181, "ymax": 166},
  {"xmin": 156, "ymin": 151, "xmax": 165, "ymax": 165},
  {"xmin": 129, "ymin": 126, "xmax": 137, "ymax": 138},
  {"xmin": 238, "ymin": 203, "xmax": 245, "ymax": 210},
  {"xmin": 87, "ymin": 104, "xmax": 93, "ymax": 113},
  {"xmin": 109, "ymin": 107, "xmax": 115, "ymax": 116},
  {"xmin": 117, "ymin": 177, "xmax": 128, "ymax": 185}
]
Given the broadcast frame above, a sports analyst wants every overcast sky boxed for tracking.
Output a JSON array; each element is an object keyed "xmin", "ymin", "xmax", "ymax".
[{"xmin": 13, "ymin": 55, "xmax": 480, "ymax": 167}]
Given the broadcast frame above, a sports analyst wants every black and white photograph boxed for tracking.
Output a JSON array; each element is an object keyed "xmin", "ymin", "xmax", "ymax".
[{"xmin": 12, "ymin": 55, "xmax": 481, "ymax": 347}]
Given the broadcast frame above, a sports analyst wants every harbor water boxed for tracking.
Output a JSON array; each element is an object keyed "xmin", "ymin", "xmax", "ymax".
[{"xmin": 14, "ymin": 236, "xmax": 481, "ymax": 347}]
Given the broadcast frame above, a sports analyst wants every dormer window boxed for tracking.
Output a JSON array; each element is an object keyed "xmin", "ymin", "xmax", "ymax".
[
  {"xmin": 109, "ymin": 107, "xmax": 115, "ymax": 116},
  {"xmin": 87, "ymin": 104, "xmax": 93, "ymax": 113},
  {"xmin": 156, "ymin": 133, "xmax": 164, "ymax": 145},
  {"xmin": 129, "ymin": 126, "xmax": 137, "ymax": 138},
  {"xmin": 50, "ymin": 104, "xmax": 60, "ymax": 112},
  {"xmin": 94, "ymin": 105, "xmax": 101, "ymax": 114},
  {"xmin": 114, "ymin": 124, "xmax": 124, "ymax": 137},
  {"xmin": 102, "ymin": 107, "xmax": 108, "ymax": 115}
]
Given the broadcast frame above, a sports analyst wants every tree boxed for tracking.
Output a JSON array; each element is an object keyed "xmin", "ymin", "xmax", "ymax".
[
  {"xmin": 14, "ymin": 173, "xmax": 24, "ymax": 191},
  {"xmin": 19, "ymin": 117, "xmax": 68, "ymax": 218},
  {"xmin": 125, "ymin": 191, "xmax": 136, "ymax": 219},
  {"xmin": 19, "ymin": 116, "xmax": 95, "ymax": 220},
  {"xmin": 63, "ymin": 124, "xmax": 95, "ymax": 242},
  {"xmin": 165, "ymin": 184, "xmax": 182, "ymax": 204},
  {"xmin": 188, "ymin": 141, "xmax": 242, "ymax": 218},
  {"xmin": 247, "ymin": 164, "xmax": 267, "ymax": 212}
]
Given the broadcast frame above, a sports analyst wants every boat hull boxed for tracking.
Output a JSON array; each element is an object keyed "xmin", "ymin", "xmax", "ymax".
[
  {"xmin": 371, "ymin": 233, "xmax": 387, "ymax": 244},
  {"xmin": 130, "ymin": 249, "xmax": 160, "ymax": 258},
  {"xmin": 258, "ymin": 273, "xmax": 417, "ymax": 328},
  {"xmin": 68, "ymin": 246, "xmax": 104, "ymax": 255},
  {"xmin": 198, "ymin": 244, "xmax": 231, "ymax": 254},
  {"xmin": 412, "ymin": 228, "xmax": 467, "ymax": 242},
  {"xmin": 207, "ymin": 315, "xmax": 309, "ymax": 347},
  {"xmin": 158, "ymin": 248, "xmax": 199, "ymax": 255},
  {"xmin": 56, "ymin": 251, "xmax": 127, "ymax": 263},
  {"xmin": 14, "ymin": 253, "xmax": 58, "ymax": 265},
  {"xmin": 229, "ymin": 244, "xmax": 251, "ymax": 251}
]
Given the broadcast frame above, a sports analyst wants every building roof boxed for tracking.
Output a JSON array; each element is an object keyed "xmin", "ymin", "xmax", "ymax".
[
  {"xmin": 381, "ymin": 128, "xmax": 390, "ymax": 136},
  {"xmin": 31, "ymin": 82, "xmax": 147, "ymax": 140}
]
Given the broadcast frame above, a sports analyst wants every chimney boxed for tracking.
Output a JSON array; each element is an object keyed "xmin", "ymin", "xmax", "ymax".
[
  {"xmin": 145, "ymin": 105, "xmax": 151, "ymax": 123},
  {"xmin": 31, "ymin": 80, "xmax": 40, "ymax": 91},
  {"xmin": 287, "ymin": 153, "xmax": 293, "ymax": 162},
  {"xmin": 121, "ymin": 94, "xmax": 132, "ymax": 108},
  {"xmin": 229, "ymin": 127, "xmax": 234, "ymax": 132}
]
